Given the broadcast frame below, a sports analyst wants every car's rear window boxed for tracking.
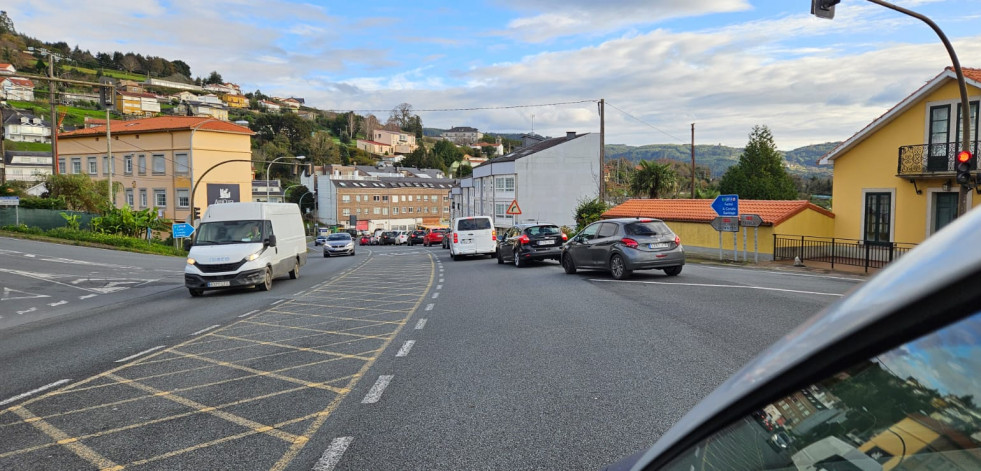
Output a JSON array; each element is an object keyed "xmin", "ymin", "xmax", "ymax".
[
  {"xmin": 624, "ymin": 221, "xmax": 672, "ymax": 236},
  {"xmin": 526, "ymin": 225, "xmax": 561, "ymax": 236},
  {"xmin": 457, "ymin": 218, "xmax": 492, "ymax": 231}
]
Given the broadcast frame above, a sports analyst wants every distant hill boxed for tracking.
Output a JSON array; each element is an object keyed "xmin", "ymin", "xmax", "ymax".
[{"xmin": 603, "ymin": 142, "xmax": 836, "ymax": 178}]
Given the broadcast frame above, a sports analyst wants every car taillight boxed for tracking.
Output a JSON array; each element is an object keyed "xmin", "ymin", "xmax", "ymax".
[
  {"xmin": 621, "ymin": 238, "xmax": 639, "ymax": 249},
  {"xmin": 674, "ymin": 235, "xmax": 681, "ymax": 246},
  {"xmin": 453, "ymin": 233, "xmax": 458, "ymax": 243},
  {"xmin": 518, "ymin": 234, "xmax": 530, "ymax": 244},
  {"xmin": 492, "ymin": 233, "xmax": 497, "ymax": 241},
  {"xmin": 561, "ymin": 233, "xmax": 568, "ymax": 241}
]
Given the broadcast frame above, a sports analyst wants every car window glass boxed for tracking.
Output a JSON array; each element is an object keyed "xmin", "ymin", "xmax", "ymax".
[
  {"xmin": 458, "ymin": 218, "xmax": 492, "ymax": 231},
  {"xmin": 534, "ymin": 225, "xmax": 561, "ymax": 236},
  {"xmin": 660, "ymin": 309, "xmax": 981, "ymax": 471},
  {"xmin": 327, "ymin": 234, "xmax": 349, "ymax": 240},
  {"xmin": 580, "ymin": 223, "xmax": 600, "ymax": 240},
  {"xmin": 597, "ymin": 223, "xmax": 618, "ymax": 238},
  {"xmin": 626, "ymin": 221, "xmax": 671, "ymax": 236}
]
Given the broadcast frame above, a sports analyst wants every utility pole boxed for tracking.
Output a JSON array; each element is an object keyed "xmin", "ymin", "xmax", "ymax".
[
  {"xmin": 48, "ymin": 52, "xmax": 59, "ymax": 175},
  {"xmin": 691, "ymin": 123, "xmax": 695, "ymax": 199},
  {"xmin": 106, "ymin": 101, "xmax": 113, "ymax": 206},
  {"xmin": 599, "ymin": 98, "xmax": 605, "ymax": 204}
]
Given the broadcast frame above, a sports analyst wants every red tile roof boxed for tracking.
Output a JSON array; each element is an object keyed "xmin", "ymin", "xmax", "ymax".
[
  {"xmin": 59, "ymin": 116, "xmax": 253, "ymax": 138},
  {"xmin": 4, "ymin": 77, "xmax": 33, "ymax": 87},
  {"xmin": 602, "ymin": 199, "xmax": 834, "ymax": 226},
  {"xmin": 952, "ymin": 66, "xmax": 981, "ymax": 82}
]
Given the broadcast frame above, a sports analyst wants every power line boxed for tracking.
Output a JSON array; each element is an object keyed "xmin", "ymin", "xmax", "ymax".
[
  {"xmin": 323, "ymin": 99, "xmax": 599, "ymax": 114},
  {"xmin": 605, "ymin": 101, "xmax": 690, "ymax": 148}
]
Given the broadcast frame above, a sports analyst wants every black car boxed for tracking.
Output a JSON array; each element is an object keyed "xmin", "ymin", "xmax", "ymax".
[
  {"xmin": 407, "ymin": 230, "xmax": 426, "ymax": 246},
  {"xmin": 497, "ymin": 223, "xmax": 566, "ymax": 267},
  {"xmin": 380, "ymin": 231, "xmax": 397, "ymax": 245}
]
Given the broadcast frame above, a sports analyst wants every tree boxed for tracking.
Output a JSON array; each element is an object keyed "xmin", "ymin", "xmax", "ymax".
[
  {"xmin": 719, "ymin": 125, "xmax": 798, "ymax": 200},
  {"xmin": 574, "ymin": 198, "xmax": 607, "ymax": 233},
  {"xmin": 455, "ymin": 163, "xmax": 473, "ymax": 178},
  {"xmin": 44, "ymin": 174, "xmax": 108, "ymax": 212},
  {"xmin": 390, "ymin": 103, "xmax": 414, "ymax": 131},
  {"xmin": 205, "ymin": 71, "xmax": 223, "ymax": 85},
  {"xmin": 171, "ymin": 59, "xmax": 192, "ymax": 77},
  {"xmin": 630, "ymin": 160, "xmax": 677, "ymax": 199},
  {"xmin": 0, "ymin": 11, "xmax": 16, "ymax": 35},
  {"xmin": 120, "ymin": 53, "xmax": 140, "ymax": 74}
]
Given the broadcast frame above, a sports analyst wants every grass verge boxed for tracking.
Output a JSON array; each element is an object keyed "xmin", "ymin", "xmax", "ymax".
[{"xmin": 1, "ymin": 225, "xmax": 185, "ymax": 257}]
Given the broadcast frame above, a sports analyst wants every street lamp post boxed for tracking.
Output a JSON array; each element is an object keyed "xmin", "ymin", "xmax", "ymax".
[{"xmin": 265, "ymin": 155, "xmax": 305, "ymax": 201}]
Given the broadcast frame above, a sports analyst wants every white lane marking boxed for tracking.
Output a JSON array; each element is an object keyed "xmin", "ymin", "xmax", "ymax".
[
  {"xmin": 2, "ymin": 287, "xmax": 50, "ymax": 301},
  {"xmin": 78, "ymin": 294, "xmax": 97, "ymax": 300},
  {"xmin": 115, "ymin": 345, "xmax": 166, "ymax": 363},
  {"xmin": 24, "ymin": 254, "xmax": 36, "ymax": 258},
  {"xmin": 361, "ymin": 375, "xmax": 393, "ymax": 404},
  {"xmin": 16, "ymin": 307, "xmax": 37, "ymax": 315},
  {"xmin": 591, "ymin": 279, "xmax": 845, "ymax": 297},
  {"xmin": 436, "ymin": 284, "xmax": 442, "ymax": 290},
  {"xmin": 425, "ymin": 303, "xmax": 434, "ymax": 311},
  {"xmin": 431, "ymin": 292, "xmax": 439, "ymax": 299},
  {"xmin": 190, "ymin": 324, "xmax": 221, "ymax": 336},
  {"xmin": 312, "ymin": 436, "xmax": 354, "ymax": 471},
  {"xmin": 48, "ymin": 300, "xmax": 68, "ymax": 307},
  {"xmin": 0, "ymin": 379, "xmax": 71, "ymax": 406},
  {"xmin": 439, "ymin": 278, "xmax": 444, "ymax": 283},
  {"xmin": 697, "ymin": 264, "xmax": 863, "ymax": 282},
  {"xmin": 395, "ymin": 340, "xmax": 415, "ymax": 357},
  {"xmin": 271, "ymin": 299, "xmax": 285, "ymax": 305},
  {"xmin": 239, "ymin": 310, "xmax": 259, "ymax": 318},
  {"xmin": 415, "ymin": 318, "xmax": 427, "ymax": 329}
]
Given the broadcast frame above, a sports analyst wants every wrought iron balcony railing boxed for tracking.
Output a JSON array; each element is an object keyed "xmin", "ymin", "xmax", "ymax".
[{"xmin": 898, "ymin": 140, "xmax": 980, "ymax": 176}]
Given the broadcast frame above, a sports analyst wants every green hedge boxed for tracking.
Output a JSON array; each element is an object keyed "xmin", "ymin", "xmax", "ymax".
[{"xmin": 1, "ymin": 224, "xmax": 185, "ymax": 256}]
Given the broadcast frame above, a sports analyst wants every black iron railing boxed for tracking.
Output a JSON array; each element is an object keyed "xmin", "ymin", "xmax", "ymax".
[
  {"xmin": 898, "ymin": 140, "xmax": 980, "ymax": 175},
  {"xmin": 773, "ymin": 235, "xmax": 917, "ymax": 273}
]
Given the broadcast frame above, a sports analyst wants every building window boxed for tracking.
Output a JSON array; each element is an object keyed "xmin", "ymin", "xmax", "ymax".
[
  {"xmin": 382, "ymin": 208, "xmax": 388, "ymax": 215},
  {"xmin": 124, "ymin": 155, "xmax": 133, "ymax": 175},
  {"xmin": 382, "ymin": 195, "xmax": 389, "ymax": 201},
  {"xmin": 152, "ymin": 154, "xmax": 166, "ymax": 175},
  {"xmin": 176, "ymin": 189, "xmax": 190, "ymax": 208},
  {"xmin": 125, "ymin": 189, "xmax": 134, "ymax": 207},
  {"xmin": 103, "ymin": 156, "xmax": 115, "ymax": 175},
  {"xmin": 423, "ymin": 207, "xmax": 429, "ymax": 214},
  {"xmin": 342, "ymin": 195, "xmax": 351, "ymax": 203},
  {"xmin": 864, "ymin": 192, "xmax": 891, "ymax": 243},
  {"xmin": 373, "ymin": 207, "xmax": 380, "ymax": 215},
  {"xmin": 342, "ymin": 208, "xmax": 350, "ymax": 216},
  {"xmin": 373, "ymin": 195, "xmax": 380, "ymax": 201},
  {"xmin": 139, "ymin": 189, "xmax": 148, "ymax": 208},
  {"xmin": 356, "ymin": 208, "xmax": 361, "ymax": 215},
  {"xmin": 71, "ymin": 158, "xmax": 82, "ymax": 174},
  {"xmin": 138, "ymin": 155, "xmax": 147, "ymax": 175},
  {"xmin": 393, "ymin": 207, "xmax": 399, "ymax": 215},
  {"xmin": 496, "ymin": 176, "xmax": 515, "ymax": 192},
  {"xmin": 407, "ymin": 195, "xmax": 413, "ymax": 202},
  {"xmin": 432, "ymin": 206, "xmax": 437, "ymax": 214},
  {"xmin": 87, "ymin": 157, "xmax": 98, "ymax": 175},
  {"xmin": 175, "ymin": 153, "xmax": 189, "ymax": 176},
  {"xmin": 58, "ymin": 158, "xmax": 65, "ymax": 174},
  {"xmin": 496, "ymin": 203, "xmax": 509, "ymax": 218},
  {"xmin": 154, "ymin": 189, "xmax": 167, "ymax": 208},
  {"xmin": 408, "ymin": 207, "xmax": 413, "ymax": 213},
  {"xmin": 392, "ymin": 195, "xmax": 399, "ymax": 203},
  {"xmin": 444, "ymin": 206, "xmax": 449, "ymax": 213},
  {"xmin": 956, "ymin": 100, "xmax": 980, "ymax": 145},
  {"xmin": 423, "ymin": 195, "xmax": 429, "ymax": 202}
]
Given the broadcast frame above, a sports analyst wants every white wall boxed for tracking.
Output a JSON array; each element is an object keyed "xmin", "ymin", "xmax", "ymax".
[{"xmin": 515, "ymin": 133, "xmax": 600, "ymax": 228}]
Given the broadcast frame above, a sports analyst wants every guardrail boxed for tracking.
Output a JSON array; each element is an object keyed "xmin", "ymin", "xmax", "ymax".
[{"xmin": 773, "ymin": 235, "xmax": 917, "ymax": 273}]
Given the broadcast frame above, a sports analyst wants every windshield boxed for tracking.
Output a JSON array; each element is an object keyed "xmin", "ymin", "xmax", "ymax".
[
  {"xmin": 195, "ymin": 220, "xmax": 264, "ymax": 245},
  {"xmin": 327, "ymin": 233, "xmax": 351, "ymax": 241}
]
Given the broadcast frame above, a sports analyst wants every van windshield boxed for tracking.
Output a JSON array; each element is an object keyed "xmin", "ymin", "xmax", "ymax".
[
  {"xmin": 457, "ymin": 218, "xmax": 491, "ymax": 231},
  {"xmin": 196, "ymin": 220, "xmax": 264, "ymax": 245}
]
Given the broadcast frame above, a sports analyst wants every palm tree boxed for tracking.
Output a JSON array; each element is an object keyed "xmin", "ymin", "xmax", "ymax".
[{"xmin": 630, "ymin": 160, "xmax": 677, "ymax": 199}]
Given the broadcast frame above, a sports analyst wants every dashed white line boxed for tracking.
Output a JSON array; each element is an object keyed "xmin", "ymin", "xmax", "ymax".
[
  {"xmin": 0, "ymin": 379, "xmax": 71, "ymax": 406},
  {"xmin": 79, "ymin": 294, "xmax": 97, "ymax": 300},
  {"xmin": 271, "ymin": 299, "xmax": 286, "ymax": 305},
  {"xmin": 431, "ymin": 292, "xmax": 439, "ymax": 299},
  {"xmin": 415, "ymin": 318, "xmax": 427, "ymax": 329},
  {"xmin": 47, "ymin": 300, "xmax": 68, "ymax": 307},
  {"xmin": 312, "ymin": 436, "xmax": 354, "ymax": 471},
  {"xmin": 396, "ymin": 340, "xmax": 415, "ymax": 357},
  {"xmin": 425, "ymin": 303, "xmax": 434, "ymax": 311},
  {"xmin": 436, "ymin": 284, "xmax": 442, "ymax": 290},
  {"xmin": 439, "ymin": 278, "xmax": 444, "ymax": 283},
  {"xmin": 238, "ymin": 309, "xmax": 260, "ymax": 318},
  {"xmin": 115, "ymin": 345, "xmax": 166, "ymax": 363},
  {"xmin": 190, "ymin": 324, "xmax": 221, "ymax": 336},
  {"xmin": 361, "ymin": 375, "xmax": 393, "ymax": 404},
  {"xmin": 16, "ymin": 307, "xmax": 37, "ymax": 315}
]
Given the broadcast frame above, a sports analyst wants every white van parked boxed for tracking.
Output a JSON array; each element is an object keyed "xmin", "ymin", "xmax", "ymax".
[
  {"xmin": 184, "ymin": 202, "xmax": 307, "ymax": 297},
  {"xmin": 448, "ymin": 216, "xmax": 497, "ymax": 261}
]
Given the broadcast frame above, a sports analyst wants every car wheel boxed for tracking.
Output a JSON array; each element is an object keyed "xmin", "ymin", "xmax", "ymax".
[
  {"xmin": 664, "ymin": 266, "xmax": 682, "ymax": 276},
  {"xmin": 610, "ymin": 254, "xmax": 631, "ymax": 280},
  {"xmin": 497, "ymin": 249, "xmax": 504, "ymax": 264},
  {"xmin": 258, "ymin": 267, "xmax": 273, "ymax": 291},
  {"xmin": 323, "ymin": 251, "xmax": 329, "ymax": 258},
  {"xmin": 289, "ymin": 259, "xmax": 300, "ymax": 279},
  {"xmin": 188, "ymin": 288, "xmax": 203, "ymax": 297},
  {"xmin": 352, "ymin": 250, "xmax": 356, "ymax": 256},
  {"xmin": 562, "ymin": 254, "xmax": 577, "ymax": 274},
  {"xmin": 514, "ymin": 249, "xmax": 524, "ymax": 268},
  {"xmin": 452, "ymin": 253, "xmax": 460, "ymax": 261}
]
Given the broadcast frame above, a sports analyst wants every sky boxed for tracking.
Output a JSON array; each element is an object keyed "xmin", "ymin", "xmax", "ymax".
[{"xmin": 6, "ymin": 0, "xmax": 981, "ymax": 150}]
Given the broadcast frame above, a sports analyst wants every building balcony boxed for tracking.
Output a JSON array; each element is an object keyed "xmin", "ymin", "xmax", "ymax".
[{"xmin": 898, "ymin": 140, "xmax": 980, "ymax": 177}]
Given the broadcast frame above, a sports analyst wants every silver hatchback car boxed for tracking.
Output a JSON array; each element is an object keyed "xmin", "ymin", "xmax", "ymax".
[{"xmin": 560, "ymin": 218, "xmax": 684, "ymax": 279}]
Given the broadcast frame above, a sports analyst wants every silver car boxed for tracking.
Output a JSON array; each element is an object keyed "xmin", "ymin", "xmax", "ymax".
[
  {"xmin": 560, "ymin": 218, "xmax": 684, "ymax": 279},
  {"xmin": 322, "ymin": 232, "xmax": 355, "ymax": 257}
]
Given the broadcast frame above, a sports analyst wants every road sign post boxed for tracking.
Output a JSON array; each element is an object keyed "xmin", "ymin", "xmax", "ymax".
[
  {"xmin": 710, "ymin": 216, "xmax": 740, "ymax": 261},
  {"xmin": 740, "ymin": 214, "xmax": 763, "ymax": 263}
]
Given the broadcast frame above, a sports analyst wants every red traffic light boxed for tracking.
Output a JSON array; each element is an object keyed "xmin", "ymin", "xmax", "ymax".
[{"xmin": 958, "ymin": 150, "xmax": 973, "ymax": 163}]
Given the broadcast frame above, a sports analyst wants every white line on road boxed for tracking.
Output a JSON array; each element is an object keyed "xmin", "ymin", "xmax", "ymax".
[
  {"xmin": 432, "ymin": 292, "xmax": 439, "ymax": 299},
  {"xmin": 238, "ymin": 310, "xmax": 260, "ymax": 318},
  {"xmin": 312, "ymin": 436, "xmax": 354, "ymax": 471},
  {"xmin": 271, "ymin": 299, "xmax": 285, "ymax": 305},
  {"xmin": 697, "ymin": 264, "xmax": 863, "ymax": 282},
  {"xmin": 436, "ymin": 284, "xmax": 442, "ymax": 290},
  {"xmin": 361, "ymin": 375, "xmax": 393, "ymax": 404},
  {"xmin": 439, "ymin": 278, "xmax": 444, "ymax": 283},
  {"xmin": 415, "ymin": 318, "xmax": 427, "ymax": 329},
  {"xmin": 47, "ymin": 300, "xmax": 68, "ymax": 307},
  {"xmin": 425, "ymin": 303, "xmax": 434, "ymax": 311},
  {"xmin": 115, "ymin": 345, "xmax": 166, "ymax": 363},
  {"xmin": 0, "ymin": 379, "xmax": 71, "ymax": 406},
  {"xmin": 591, "ymin": 279, "xmax": 845, "ymax": 297},
  {"xmin": 79, "ymin": 294, "xmax": 97, "ymax": 300},
  {"xmin": 396, "ymin": 340, "xmax": 415, "ymax": 357},
  {"xmin": 24, "ymin": 254, "xmax": 36, "ymax": 258},
  {"xmin": 191, "ymin": 324, "xmax": 221, "ymax": 336},
  {"xmin": 16, "ymin": 307, "xmax": 36, "ymax": 315}
]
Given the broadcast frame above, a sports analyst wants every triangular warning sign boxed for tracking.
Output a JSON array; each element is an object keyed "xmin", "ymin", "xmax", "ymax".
[{"xmin": 506, "ymin": 199, "xmax": 522, "ymax": 215}]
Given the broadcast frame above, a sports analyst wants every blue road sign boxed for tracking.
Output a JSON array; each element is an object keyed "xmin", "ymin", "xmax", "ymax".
[
  {"xmin": 711, "ymin": 194, "xmax": 739, "ymax": 217},
  {"xmin": 172, "ymin": 223, "xmax": 195, "ymax": 238}
]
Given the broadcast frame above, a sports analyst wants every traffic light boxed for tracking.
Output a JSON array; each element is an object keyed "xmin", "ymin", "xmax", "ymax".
[
  {"xmin": 956, "ymin": 150, "xmax": 973, "ymax": 186},
  {"xmin": 192, "ymin": 207, "xmax": 201, "ymax": 221},
  {"xmin": 811, "ymin": 0, "xmax": 841, "ymax": 19}
]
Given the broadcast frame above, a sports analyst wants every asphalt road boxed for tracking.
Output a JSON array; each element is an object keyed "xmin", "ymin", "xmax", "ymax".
[{"xmin": 0, "ymin": 240, "xmax": 862, "ymax": 470}]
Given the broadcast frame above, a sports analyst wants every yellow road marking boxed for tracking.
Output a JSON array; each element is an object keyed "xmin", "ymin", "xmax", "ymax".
[{"xmin": 9, "ymin": 406, "xmax": 119, "ymax": 469}]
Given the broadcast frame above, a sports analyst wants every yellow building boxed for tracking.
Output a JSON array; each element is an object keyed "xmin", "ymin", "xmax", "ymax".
[
  {"xmin": 819, "ymin": 67, "xmax": 981, "ymax": 244},
  {"xmin": 115, "ymin": 91, "xmax": 161, "ymax": 117},
  {"xmin": 57, "ymin": 117, "xmax": 255, "ymax": 222},
  {"xmin": 220, "ymin": 93, "xmax": 249, "ymax": 109}
]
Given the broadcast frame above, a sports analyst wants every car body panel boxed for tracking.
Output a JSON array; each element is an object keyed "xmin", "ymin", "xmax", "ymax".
[{"xmin": 562, "ymin": 219, "xmax": 684, "ymax": 276}]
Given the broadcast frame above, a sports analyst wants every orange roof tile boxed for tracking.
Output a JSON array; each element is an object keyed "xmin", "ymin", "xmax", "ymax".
[
  {"xmin": 959, "ymin": 67, "xmax": 981, "ymax": 82},
  {"xmin": 4, "ymin": 77, "xmax": 33, "ymax": 87},
  {"xmin": 59, "ymin": 116, "xmax": 253, "ymax": 138},
  {"xmin": 602, "ymin": 199, "xmax": 833, "ymax": 226}
]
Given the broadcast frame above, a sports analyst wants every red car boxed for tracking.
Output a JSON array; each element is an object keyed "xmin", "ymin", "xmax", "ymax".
[
  {"xmin": 359, "ymin": 235, "xmax": 371, "ymax": 246},
  {"xmin": 423, "ymin": 228, "xmax": 448, "ymax": 247}
]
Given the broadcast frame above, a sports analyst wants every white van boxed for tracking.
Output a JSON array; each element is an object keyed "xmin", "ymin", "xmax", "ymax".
[
  {"xmin": 448, "ymin": 216, "xmax": 497, "ymax": 261},
  {"xmin": 184, "ymin": 203, "xmax": 307, "ymax": 297}
]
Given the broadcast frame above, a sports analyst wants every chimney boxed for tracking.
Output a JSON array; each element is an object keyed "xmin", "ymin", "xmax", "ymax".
[{"xmin": 566, "ymin": 131, "xmax": 577, "ymax": 140}]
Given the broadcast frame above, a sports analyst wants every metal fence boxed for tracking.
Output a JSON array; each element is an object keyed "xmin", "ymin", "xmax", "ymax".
[
  {"xmin": 773, "ymin": 235, "xmax": 917, "ymax": 272},
  {"xmin": 0, "ymin": 207, "xmax": 98, "ymax": 231}
]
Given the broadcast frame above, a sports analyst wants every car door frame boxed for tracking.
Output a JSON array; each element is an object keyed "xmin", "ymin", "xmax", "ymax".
[{"xmin": 568, "ymin": 222, "xmax": 601, "ymax": 268}]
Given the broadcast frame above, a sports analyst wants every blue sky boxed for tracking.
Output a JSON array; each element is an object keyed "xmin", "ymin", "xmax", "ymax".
[{"xmin": 7, "ymin": 0, "xmax": 981, "ymax": 149}]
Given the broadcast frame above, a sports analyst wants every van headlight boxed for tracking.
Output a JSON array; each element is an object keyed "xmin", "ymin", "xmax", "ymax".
[
  {"xmin": 246, "ymin": 251, "xmax": 261, "ymax": 262},
  {"xmin": 186, "ymin": 258, "xmax": 196, "ymax": 265}
]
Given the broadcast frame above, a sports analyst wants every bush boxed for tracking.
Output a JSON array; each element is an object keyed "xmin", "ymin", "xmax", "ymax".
[{"xmin": 574, "ymin": 198, "xmax": 608, "ymax": 233}]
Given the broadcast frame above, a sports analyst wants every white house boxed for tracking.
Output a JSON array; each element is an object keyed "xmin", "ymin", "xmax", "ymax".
[
  {"xmin": 3, "ymin": 150, "xmax": 52, "ymax": 182},
  {"xmin": 0, "ymin": 63, "xmax": 16, "ymax": 75},
  {"xmin": 2, "ymin": 111, "xmax": 50, "ymax": 143},
  {"xmin": 442, "ymin": 126, "xmax": 483, "ymax": 145},
  {"xmin": 0, "ymin": 77, "xmax": 35, "ymax": 101},
  {"xmin": 454, "ymin": 132, "xmax": 600, "ymax": 229}
]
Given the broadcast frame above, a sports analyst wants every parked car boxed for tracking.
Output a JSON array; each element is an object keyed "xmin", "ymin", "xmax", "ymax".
[
  {"xmin": 395, "ymin": 231, "xmax": 409, "ymax": 245},
  {"xmin": 423, "ymin": 228, "xmax": 447, "ymax": 247},
  {"xmin": 380, "ymin": 231, "xmax": 397, "ymax": 245},
  {"xmin": 314, "ymin": 235, "xmax": 328, "ymax": 246},
  {"xmin": 497, "ymin": 223, "xmax": 566, "ymax": 267},
  {"xmin": 603, "ymin": 205, "xmax": 981, "ymax": 470},
  {"xmin": 371, "ymin": 229, "xmax": 384, "ymax": 245},
  {"xmin": 359, "ymin": 235, "xmax": 371, "ymax": 246},
  {"xmin": 560, "ymin": 218, "xmax": 684, "ymax": 280},
  {"xmin": 407, "ymin": 230, "xmax": 427, "ymax": 246},
  {"xmin": 448, "ymin": 216, "xmax": 496, "ymax": 261},
  {"xmin": 322, "ymin": 232, "xmax": 355, "ymax": 257}
]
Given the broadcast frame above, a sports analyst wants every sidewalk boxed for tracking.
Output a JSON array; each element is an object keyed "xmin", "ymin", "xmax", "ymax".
[{"xmin": 687, "ymin": 253, "xmax": 878, "ymax": 278}]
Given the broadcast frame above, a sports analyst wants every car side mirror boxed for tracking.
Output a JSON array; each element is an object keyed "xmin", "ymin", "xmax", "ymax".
[
  {"xmin": 265, "ymin": 235, "xmax": 277, "ymax": 247},
  {"xmin": 182, "ymin": 239, "xmax": 192, "ymax": 251}
]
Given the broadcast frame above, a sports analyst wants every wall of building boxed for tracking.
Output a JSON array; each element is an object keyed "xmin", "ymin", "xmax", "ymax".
[{"xmin": 515, "ymin": 133, "xmax": 600, "ymax": 228}]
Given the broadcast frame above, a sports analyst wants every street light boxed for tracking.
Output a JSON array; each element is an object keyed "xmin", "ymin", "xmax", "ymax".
[{"xmin": 265, "ymin": 155, "xmax": 305, "ymax": 201}]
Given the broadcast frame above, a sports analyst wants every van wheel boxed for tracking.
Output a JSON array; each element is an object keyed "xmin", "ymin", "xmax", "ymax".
[
  {"xmin": 258, "ymin": 267, "xmax": 273, "ymax": 291},
  {"xmin": 189, "ymin": 288, "xmax": 203, "ymax": 297},
  {"xmin": 289, "ymin": 260, "xmax": 300, "ymax": 279},
  {"xmin": 664, "ymin": 266, "xmax": 682, "ymax": 276},
  {"xmin": 610, "ymin": 254, "xmax": 631, "ymax": 280},
  {"xmin": 562, "ymin": 254, "xmax": 577, "ymax": 274},
  {"xmin": 452, "ymin": 254, "xmax": 460, "ymax": 261}
]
